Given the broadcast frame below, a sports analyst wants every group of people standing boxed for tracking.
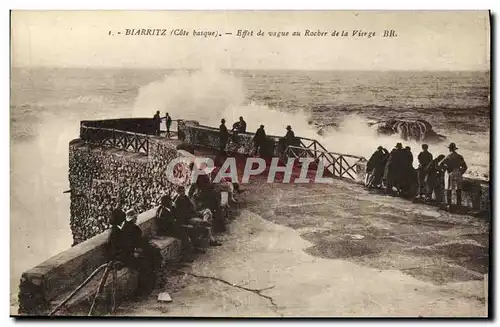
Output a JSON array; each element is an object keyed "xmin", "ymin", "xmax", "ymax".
[
  {"xmin": 153, "ymin": 111, "xmax": 173, "ymax": 137},
  {"xmin": 218, "ymin": 116, "xmax": 297, "ymax": 157},
  {"xmin": 366, "ymin": 141, "xmax": 468, "ymax": 212}
]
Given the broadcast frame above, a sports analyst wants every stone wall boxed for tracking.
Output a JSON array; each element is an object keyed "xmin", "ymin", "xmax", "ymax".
[
  {"xmin": 68, "ymin": 138, "xmax": 191, "ymax": 245},
  {"xmin": 18, "ymin": 209, "xmax": 180, "ymax": 316}
]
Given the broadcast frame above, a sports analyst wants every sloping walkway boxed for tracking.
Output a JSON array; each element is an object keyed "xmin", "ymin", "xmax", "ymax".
[{"xmin": 116, "ymin": 178, "xmax": 488, "ymax": 317}]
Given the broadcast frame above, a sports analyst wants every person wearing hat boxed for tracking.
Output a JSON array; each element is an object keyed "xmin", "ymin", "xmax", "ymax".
[
  {"xmin": 384, "ymin": 142, "xmax": 404, "ymax": 195},
  {"xmin": 416, "ymin": 144, "xmax": 434, "ymax": 200},
  {"xmin": 366, "ymin": 145, "xmax": 389, "ymax": 189},
  {"xmin": 219, "ymin": 118, "xmax": 229, "ymax": 155},
  {"xmin": 122, "ymin": 208, "xmax": 162, "ymax": 297},
  {"xmin": 439, "ymin": 143, "xmax": 468, "ymax": 211},
  {"xmin": 279, "ymin": 125, "xmax": 296, "ymax": 153}
]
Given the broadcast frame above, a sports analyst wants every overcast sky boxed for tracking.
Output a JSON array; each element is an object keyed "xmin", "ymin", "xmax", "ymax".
[{"xmin": 11, "ymin": 10, "xmax": 490, "ymax": 71}]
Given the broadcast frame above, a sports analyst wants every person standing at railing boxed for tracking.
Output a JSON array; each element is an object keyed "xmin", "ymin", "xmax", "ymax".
[
  {"xmin": 219, "ymin": 119, "xmax": 229, "ymax": 155},
  {"xmin": 366, "ymin": 146, "xmax": 388, "ymax": 189},
  {"xmin": 384, "ymin": 142, "xmax": 404, "ymax": 195},
  {"xmin": 253, "ymin": 125, "xmax": 267, "ymax": 157},
  {"xmin": 279, "ymin": 125, "xmax": 296, "ymax": 153},
  {"xmin": 165, "ymin": 112, "xmax": 172, "ymax": 138},
  {"xmin": 153, "ymin": 111, "xmax": 161, "ymax": 136}
]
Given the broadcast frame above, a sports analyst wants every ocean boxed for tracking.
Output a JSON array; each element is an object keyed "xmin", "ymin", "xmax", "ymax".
[{"xmin": 10, "ymin": 67, "xmax": 490, "ymax": 302}]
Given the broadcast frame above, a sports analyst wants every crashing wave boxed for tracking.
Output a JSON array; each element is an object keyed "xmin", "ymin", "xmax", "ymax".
[{"xmin": 368, "ymin": 119, "xmax": 447, "ymax": 143}]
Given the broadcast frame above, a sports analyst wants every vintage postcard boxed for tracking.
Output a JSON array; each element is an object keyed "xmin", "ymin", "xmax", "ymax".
[{"xmin": 10, "ymin": 10, "xmax": 490, "ymax": 317}]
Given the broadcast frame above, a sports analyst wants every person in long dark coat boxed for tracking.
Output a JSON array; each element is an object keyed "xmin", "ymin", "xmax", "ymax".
[
  {"xmin": 219, "ymin": 119, "xmax": 229, "ymax": 155},
  {"xmin": 156, "ymin": 194, "xmax": 192, "ymax": 260},
  {"xmin": 253, "ymin": 125, "xmax": 267, "ymax": 156},
  {"xmin": 366, "ymin": 146, "xmax": 389, "ymax": 189},
  {"xmin": 153, "ymin": 111, "xmax": 161, "ymax": 136},
  {"xmin": 416, "ymin": 144, "xmax": 433, "ymax": 199},
  {"xmin": 399, "ymin": 146, "xmax": 415, "ymax": 196},
  {"xmin": 384, "ymin": 143, "xmax": 404, "ymax": 194},
  {"xmin": 165, "ymin": 112, "xmax": 172, "ymax": 138},
  {"xmin": 425, "ymin": 154, "xmax": 445, "ymax": 204},
  {"xmin": 121, "ymin": 209, "xmax": 161, "ymax": 298}
]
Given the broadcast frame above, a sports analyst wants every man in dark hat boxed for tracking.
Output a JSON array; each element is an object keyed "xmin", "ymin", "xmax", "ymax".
[
  {"xmin": 439, "ymin": 143, "xmax": 468, "ymax": 211},
  {"xmin": 384, "ymin": 142, "xmax": 404, "ymax": 195},
  {"xmin": 279, "ymin": 125, "xmax": 296, "ymax": 153},
  {"xmin": 416, "ymin": 144, "xmax": 433, "ymax": 200},
  {"xmin": 219, "ymin": 119, "xmax": 229, "ymax": 155}
]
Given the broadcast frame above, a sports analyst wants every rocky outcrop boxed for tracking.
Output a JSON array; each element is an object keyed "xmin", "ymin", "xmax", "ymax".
[{"xmin": 369, "ymin": 119, "xmax": 447, "ymax": 143}]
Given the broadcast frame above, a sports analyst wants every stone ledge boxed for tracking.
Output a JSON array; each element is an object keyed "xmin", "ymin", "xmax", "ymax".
[{"xmin": 17, "ymin": 208, "xmax": 162, "ymax": 315}]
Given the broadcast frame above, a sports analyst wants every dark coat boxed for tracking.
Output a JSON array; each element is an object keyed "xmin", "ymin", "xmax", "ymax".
[
  {"xmin": 253, "ymin": 127, "xmax": 267, "ymax": 145},
  {"xmin": 219, "ymin": 124, "xmax": 229, "ymax": 143},
  {"xmin": 367, "ymin": 149, "xmax": 388, "ymax": 172},
  {"xmin": 173, "ymin": 194, "xmax": 196, "ymax": 224},
  {"xmin": 418, "ymin": 151, "xmax": 433, "ymax": 169},
  {"xmin": 106, "ymin": 221, "xmax": 143, "ymax": 265}
]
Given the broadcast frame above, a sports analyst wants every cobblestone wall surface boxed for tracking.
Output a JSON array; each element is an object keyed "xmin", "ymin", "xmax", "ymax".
[{"xmin": 69, "ymin": 139, "xmax": 191, "ymax": 245}]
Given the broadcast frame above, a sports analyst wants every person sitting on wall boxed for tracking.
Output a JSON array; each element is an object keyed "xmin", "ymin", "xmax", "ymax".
[
  {"xmin": 253, "ymin": 125, "xmax": 267, "ymax": 157},
  {"xmin": 231, "ymin": 116, "xmax": 247, "ymax": 134},
  {"xmin": 173, "ymin": 186, "xmax": 222, "ymax": 249},
  {"xmin": 106, "ymin": 208, "xmax": 127, "ymax": 264},
  {"xmin": 155, "ymin": 195, "xmax": 193, "ymax": 261},
  {"xmin": 153, "ymin": 111, "xmax": 162, "ymax": 136},
  {"xmin": 191, "ymin": 182, "xmax": 226, "ymax": 233},
  {"xmin": 122, "ymin": 209, "xmax": 161, "ymax": 298}
]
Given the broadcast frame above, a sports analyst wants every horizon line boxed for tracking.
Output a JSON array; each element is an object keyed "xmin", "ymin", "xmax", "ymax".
[{"xmin": 10, "ymin": 65, "xmax": 491, "ymax": 73}]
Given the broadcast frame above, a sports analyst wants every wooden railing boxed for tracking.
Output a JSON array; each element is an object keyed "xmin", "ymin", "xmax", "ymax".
[
  {"xmin": 282, "ymin": 144, "xmax": 366, "ymax": 181},
  {"xmin": 80, "ymin": 125, "xmax": 149, "ymax": 155}
]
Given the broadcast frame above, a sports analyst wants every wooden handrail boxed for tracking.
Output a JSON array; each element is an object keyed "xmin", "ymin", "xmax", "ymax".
[{"xmin": 80, "ymin": 124, "xmax": 150, "ymax": 155}]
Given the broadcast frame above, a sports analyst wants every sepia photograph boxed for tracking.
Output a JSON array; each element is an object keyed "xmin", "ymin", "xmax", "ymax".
[{"xmin": 10, "ymin": 10, "xmax": 491, "ymax": 317}]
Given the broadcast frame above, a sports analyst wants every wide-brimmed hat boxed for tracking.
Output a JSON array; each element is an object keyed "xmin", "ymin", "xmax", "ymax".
[
  {"xmin": 286, "ymin": 125, "xmax": 292, "ymax": 130},
  {"xmin": 395, "ymin": 142, "xmax": 403, "ymax": 149},
  {"xmin": 448, "ymin": 142, "xmax": 458, "ymax": 150}
]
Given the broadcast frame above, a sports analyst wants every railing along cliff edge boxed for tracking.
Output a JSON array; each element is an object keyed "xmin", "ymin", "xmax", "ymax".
[{"xmin": 80, "ymin": 124, "xmax": 150, "ymax": 154}]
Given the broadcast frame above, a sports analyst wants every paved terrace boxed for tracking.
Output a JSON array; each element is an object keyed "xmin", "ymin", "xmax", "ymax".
[{"xmin": 115, "ymin": 173, "xmax": 489, "ymax": 317}]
